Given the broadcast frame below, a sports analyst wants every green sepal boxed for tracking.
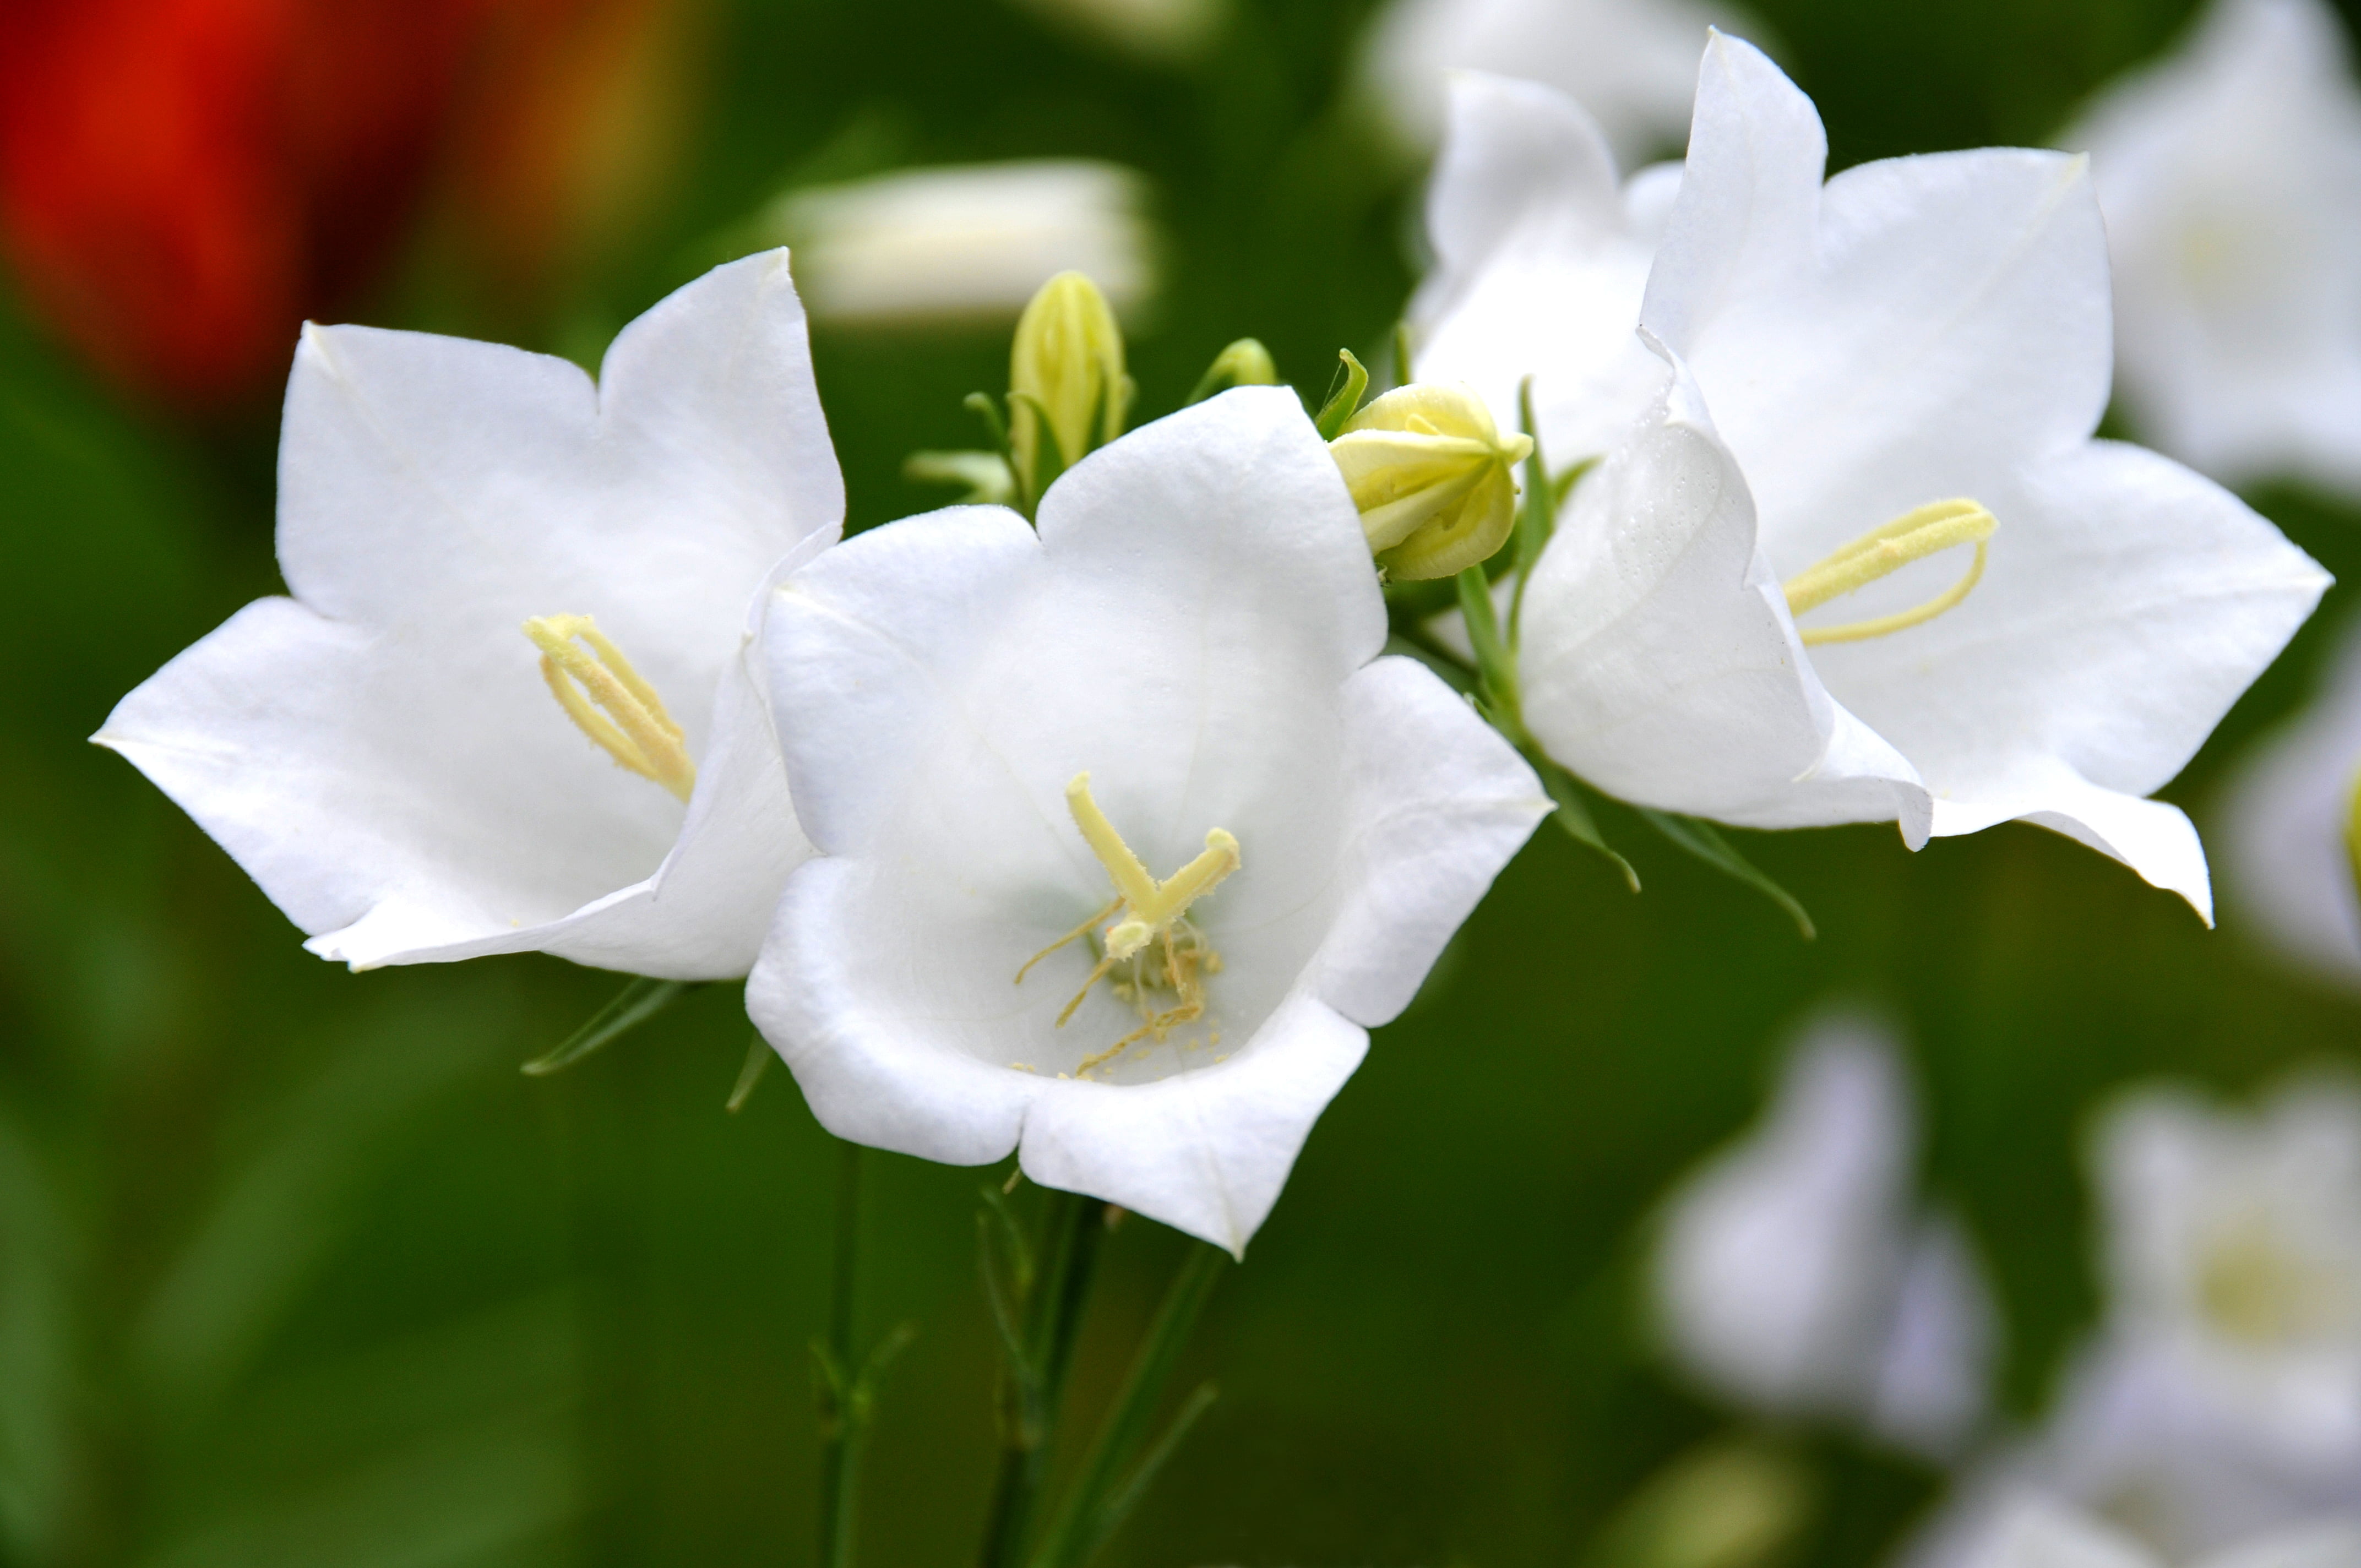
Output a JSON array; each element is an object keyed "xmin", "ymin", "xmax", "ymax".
[
  {"xmin": 1531, "ymin": 755, "xmax": 1640, "ymax": 892},
  {"xmin": 1393, "ymin": 320, "xmax": 1416, "ymax": 385},
  {"xmin": 1007, "ymin": 389, "xmax": 1069, "ymax": 517},
  {"xmin": 520, "ymin": 976, "xmax": 699, "ymax": 1076},
  {"xmin": 1313, "ymin": 349, "xmax": 1370, "ymax": 440},
  {"xmin": 1454, "ymin": 563, "xmax": 1515, "ymax": 716},
  {"xmin": 1185, "ymin": 338, "xmax": 1279, "ymax": 405},
  {"xmin": 965, "ymin": 391, "xmax": 1026, "ymax": 513},
  {"xmin": 1638, "ymin": 809, "xmax": 1816, "ymax": 940}
]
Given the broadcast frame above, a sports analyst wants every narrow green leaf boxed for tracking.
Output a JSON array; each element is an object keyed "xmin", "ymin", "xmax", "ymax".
[
  {"xmin": 1312, "ymin": 349, "xmax": 1370, "ymax": 440},
  {"xmin": 1638, "ymin": 809, "xmax": 1816, "ymax": 940},
  {"xmin": 725, "ymin": 1035, "xmax": 772, "ymax": 1113},
  {"xmin": 1026, "ymin": 1243, "xmax": 1226, "ymax": 1568},
  {"xmin": 1508, "ymin": 375, "xmax": 1553, "ymax": 647},
  {"xmin": 1082, "ymin": 1382, "xmax": 1220, "ymax": 1565},
  {"xmin": 519, "ymin": 977, "xmax": 696, "ymax": 1077},
  {"xmin": 976, "ymin": 1212, "xmax": 1031, "ymax": 1377},
  {"xmin": 1553, "ymin": 455, "xmax": 1598, "ymax": 513},
  {"xmin": 1533, "ymin": 759, "xmax": 1640, "ymax": 892},
  {"xmin": 1454, "ymin": 563, "xmax": 1514, "ymax": 714}
]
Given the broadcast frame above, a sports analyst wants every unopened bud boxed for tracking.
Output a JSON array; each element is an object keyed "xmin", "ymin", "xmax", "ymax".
[
  {"xmin": 1010, "ymin": 270, "xmax": 1131, "ymax": 498},
  {"xmin": 1329, "ymin": 384, "xmax": 1531, "ymax": 581}
]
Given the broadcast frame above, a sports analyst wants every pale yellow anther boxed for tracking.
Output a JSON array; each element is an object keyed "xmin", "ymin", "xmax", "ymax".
[
  {"xmin": 1062, "ymin": 773, "xmax": 1239, "ymax": 959},
  {"xmin": 1013, "ymin": 772, "xmax": 1242, "ymax": 1076},
  {"xmin": 522, "ymin": 614, "xmax": 697, "ymax": 802},
  {"xmin": 1781, "ymin": 498, "xmax": 1998, "ymax": 646}
]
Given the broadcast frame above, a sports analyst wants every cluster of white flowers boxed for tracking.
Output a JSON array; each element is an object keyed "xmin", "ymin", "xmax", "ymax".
[
  {"xmin": 1921, "ymin": 1077, "xmax": 2361, "ymax": 1568},
  {"xmin": 1652, "ymin": 1047, "xmax": 2361, "ymax": 1568},
  {"xmin": 94, "ymin": 29, "xmax": 2338, "ymax": 1261}
]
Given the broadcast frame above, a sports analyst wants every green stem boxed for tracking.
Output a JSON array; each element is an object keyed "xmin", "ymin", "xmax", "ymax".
[
  {"xmin": 977, "ymin": 1192, "xmax": 1106, "ymax": 1568},
  {"xmin": 1026, "ymin": 1243, "xmax": 1228, "ymax": 1568},
  {"xmin": 817, "ymin": 1140, "xmax": 864, "ymax": 1568}
]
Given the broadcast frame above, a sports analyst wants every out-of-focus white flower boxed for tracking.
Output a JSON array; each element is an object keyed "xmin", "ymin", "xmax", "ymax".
[
  {"xmin": 768, "ymin": 161, "xmax": 1156, "ymax": 326},
  {"xmin": 95, "ymin": 253, "xmax": 840, "ymax": 979},
  {"xmin": 1653, "ymin": 1016, "xmax": 1996, "ymax": 1456},
  {"xmin": 1357, "ymin": 0, "xmax": 1754, "ymax": 167},
  {"xmin": 746, "ymin": 388, "xmax": 1548, "ymax": 1254},
  {"xmin": 1408, "ymin": 72, "xmax": 1680, "ymax": 480},
  {"xmin": 2092, "ymin": 1079, "xmax": 2361, "ymax": 1469},
  {"xmin": 1475, "ymin": 37, "xmax": 2326, "ymax": 918},
  {"xmin": 1952, "ymin": 1493, "xmax": 2361, "ymax": 1568},
  {"xmin": 2221, "ymin": 616, "xmax": 2361, "ymax": 990},
  {"xmin": 1003, "ymin": 0, "xmax": 1229, "ymax": 64},
  {"xmin": 2062, "ymin": 0, "xmax": 2361, "ymax": 498}
]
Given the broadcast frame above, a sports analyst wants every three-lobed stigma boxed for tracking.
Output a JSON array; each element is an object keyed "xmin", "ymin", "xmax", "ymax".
[
  {"xmin": 522, "ymin": 613, "xmax": 697, "ymax": 802},
  {"xmin": 1782, "ymin": 498, "xmax": 1997, "ymax": 646},
  {"xmin": 1015, "ymin": 772, "xmax": 1241, "ymax": 1080}
]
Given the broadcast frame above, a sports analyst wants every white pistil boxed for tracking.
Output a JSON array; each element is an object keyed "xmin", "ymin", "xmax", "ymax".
[
  {"xmin": 1782, "ymin": 499, "xmax": 1997, "ymax": 646},
  {"xmin": 522, "ymin": 613, "xmax": 698, "ymax": 801},
  {"xmin": 1015, "ymin": 771, "xmax": 1241, "ymax": 1076}
]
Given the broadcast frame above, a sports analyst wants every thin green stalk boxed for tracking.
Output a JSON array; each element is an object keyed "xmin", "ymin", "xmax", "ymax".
[
  {"xmin": 817, "ymin": 1140, "xmax": 864, "ymax": 1568},
  {"xmin": 1027, "ymin": 1242, "xmax": 1228, "ymax": 1568},
  {"xmin": 978, "ymin": 1191, "xmax": 1107, "ymax": 1568}
]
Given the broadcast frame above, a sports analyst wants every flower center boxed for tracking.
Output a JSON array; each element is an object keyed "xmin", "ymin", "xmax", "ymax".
[
  {"xmin": 2194, "ymin": 1212, "xmax": 2357, "ymax": 1348},
  {"xmin": 521, "ymin": 614, "xmax": 697, "ymax": 802},
  {"xmin": 1014, "ymin": 772, "xmax": 1241, "ymax": 1080},
  {"xmin": 1781, "ymin": 499, "xmax": 1996, "ymax": 646}
]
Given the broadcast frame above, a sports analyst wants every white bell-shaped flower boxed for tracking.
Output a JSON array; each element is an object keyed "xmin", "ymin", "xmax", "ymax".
[
  {"xmin": 95, "ymin": 252, "xmax": 841, "ymax": 978},
  {"xmin": 1653, "ymin": 1016, "xmax": 1996, "ymax": 1457},
  {"xmin": 1495, "ymin": 36, "xmax": 2326, "ymax": 918},
  {"xmin": 746, "ymin": 388, "xmax": 1548, "ymax": 1253},
  {"xmin": 2063, "ymin": 0, "xmax": 2361, "ymax": 498}
]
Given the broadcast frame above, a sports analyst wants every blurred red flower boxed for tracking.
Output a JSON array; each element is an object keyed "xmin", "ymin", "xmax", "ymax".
[{"xmin": 0, "ymin": 0, "xmax": 585, "ymax": 407}]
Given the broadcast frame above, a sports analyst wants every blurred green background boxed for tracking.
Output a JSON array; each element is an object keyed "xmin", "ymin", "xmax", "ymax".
[{"xmin": 4, "ymin": 0, "xmax": 2360, "ymax": 1563}]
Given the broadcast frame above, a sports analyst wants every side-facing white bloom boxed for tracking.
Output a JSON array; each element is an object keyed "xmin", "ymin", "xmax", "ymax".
[
  {"xmin": 746, "ymin": 388, "xmax": 1549, "ymax": 1253},
  {"xmin": 1653, "ymin": 1015, "xmax": 1996, "ymax": 1456},
  {"xmin": 768, "ymin": 162, "xmax": 1157, "ymax": 326},
  {"xmin": 2062, "ymin": 0, "xmax": 2361, "ymax": 497},
  {"xmin": 1484, "ymin": 36, "xmax": 2326, "ymax": 918},
  {"xmin": 1356, "ymin": 0, "xmax": 1751, "ymax": 167},
  {"xmin": 2222, "ymin": 616, "xmax": 2361, "ymax": 989},
  {"xmin": 1954, "ymin": 1494, "xmax": 2361, "ymax": 1568},
  {"xmin": 95, "ymin": 253, "xmax": 840, "ymax": 978},
  {"xmin": 2092, "ymin": 1079, "xmax": 2361, "ymax": 1469},
  {"xmin": 1408, "ymin": 72, "xmax": 1682, "ymax": 477}
]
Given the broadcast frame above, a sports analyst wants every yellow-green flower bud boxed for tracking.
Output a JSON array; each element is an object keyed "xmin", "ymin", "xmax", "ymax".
[
  {"xmin": 1010, "ymin": 270, "xmax": 1131, "ymax": 496},
  {"xmin": 1329, "ymin": 383, "xmax": 1533, "ymax": 581}
]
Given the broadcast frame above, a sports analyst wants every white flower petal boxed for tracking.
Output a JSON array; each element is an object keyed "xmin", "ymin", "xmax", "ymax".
[
  {"xmin": 1654, "ymin": 1017, "xmax": 1916, "ymax": 1415},
  {"xmin": 95, "ymin": 251, "xmax": 838, "ymax": 976},
  {"xmin": 750, "ymin": 387, "xmax": 1539, "ymax": 1251},
  {"xmin": 1870, "ymin": 1212, "xmax": 2001, "ymax": 1458},
  {"xmin": 1519, "ymin": 364, "xmax": 1929, "ymax": 837},
  {"xmin": 1356, "ymin": 0, "xmax": 1746, "ymax": 167},
  {"xmin": 1648, "ymin": 34, "xmax": 2113, "ymax": 567},
  {"xmin": 1410, "ymin": 73, "xmax": 1668, "ymax": 469},
  {"xmin": 1310, "ymin": 656, "xmax": 1552, "ymax": 1025}
]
